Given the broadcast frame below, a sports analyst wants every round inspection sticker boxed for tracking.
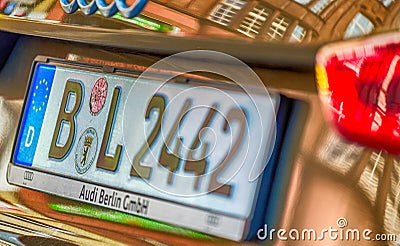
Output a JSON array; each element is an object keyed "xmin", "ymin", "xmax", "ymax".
[{"xmin": 90, "ymin": 77, "xmax": 108, "ymax": 115}]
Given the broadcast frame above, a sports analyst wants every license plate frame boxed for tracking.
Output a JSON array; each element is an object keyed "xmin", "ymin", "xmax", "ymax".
[{"xmin": 7, "ymin": 56, "xmax": 281, "ymax": 241}]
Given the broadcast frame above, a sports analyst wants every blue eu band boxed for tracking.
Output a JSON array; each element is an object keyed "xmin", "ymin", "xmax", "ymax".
[{"xmin": 14, "ymin": 64, "xmax": 55, "ymax": 166}]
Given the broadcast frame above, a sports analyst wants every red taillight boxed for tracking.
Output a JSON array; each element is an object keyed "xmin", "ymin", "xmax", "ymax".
[
  {"xmin": 0, "ymin": 0, "xmax": 8, "ymax": 10},
  {"xmin": 316, "ymin": 33, "xmax": 400, "ymax": 154}
]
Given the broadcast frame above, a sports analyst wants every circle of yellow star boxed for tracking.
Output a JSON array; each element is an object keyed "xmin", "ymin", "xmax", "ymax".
[{"xmin": 32, "ymin": 79, "xmax": 49, "ymax": 112}]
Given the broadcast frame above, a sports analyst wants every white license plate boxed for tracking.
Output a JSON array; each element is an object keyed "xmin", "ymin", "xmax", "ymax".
[{"xmin": 8, "ymin": 57, "xmax": 280, "ymax": 241}]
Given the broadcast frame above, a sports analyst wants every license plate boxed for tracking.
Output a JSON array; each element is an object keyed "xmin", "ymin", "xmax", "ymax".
[{"xmin": 8, "ymin": 57, "xmax": 280, "ymax": 241}]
